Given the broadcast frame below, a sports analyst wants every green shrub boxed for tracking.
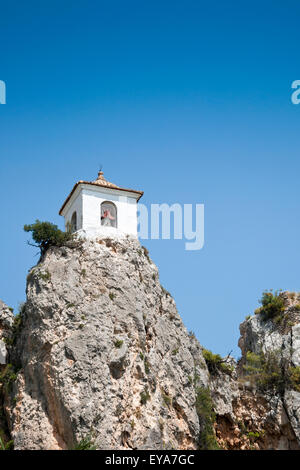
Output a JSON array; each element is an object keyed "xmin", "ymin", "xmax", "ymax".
[
  {"xmin": 0, "ymin": 435, "xmax": 13, "ymax": 451},
  {"xmin": 0, "ymin": 364, "xmax": 18, "ymax": 392},
  {"xmin": 73, "ymin": 435, "xmax": 96, "ymax": 450},
  {"xmin": 254, "ymin": 291, "xmax": 285, "ymax": 323},
  {"xmin": 109, "ymin": 292, "xmax": 116, "ymax": 301},
  {"xmin": 11, "ymin": 312, "xmax": 23, "ymax": 344},
  {"xmin": 247, "ymin": 431, "xmax": 261, "ymax": 442},
  {"xmin": 144, "ymin": 357, "xmax": 150, "ymax": 374},
  {"xmin": 114, "ymin": 340, "xmax": 123, "ymax": 349},
  {"xmin": 245, "ymin": 352, "xmax": 300, "ymax": 394},
  {"xmin": 202, "ymin": 348, "xmax": 233, "ymax": 376},
  {"xmin": 243, "ymin": 351, "xmax": 284, "ymax": 393},
  {"xmin": 288, "ymin": 366, "xmax": 300, "ymax": 392},
  {"xmin": 38, "ymin": 270, "xmax": 51, "ymax": 282},
  {"xmin": 24, "ymin": 220, "xmax": 74, "ymax": 256},
  {"xmin": 195, "ymin": 387, "xmax": 219, "ymax": 450}
]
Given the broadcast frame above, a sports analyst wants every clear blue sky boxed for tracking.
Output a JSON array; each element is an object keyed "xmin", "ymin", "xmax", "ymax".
[{"xmin": 1, "ymin": 0, "xmax": 300, "ymax": 357}]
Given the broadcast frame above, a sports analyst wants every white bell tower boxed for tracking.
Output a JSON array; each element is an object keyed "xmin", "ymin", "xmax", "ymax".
[{"xmin": 59, "ymin": 171, "xmax": 143, "ymax": 239}]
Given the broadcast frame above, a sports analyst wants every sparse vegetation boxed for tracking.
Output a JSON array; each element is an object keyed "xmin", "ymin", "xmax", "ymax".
[
  {"xmin": 288, "ymin": 366, "xmax": 300, "ymax": 392},
  {"xmin": 254, "ymin": 291, "xmax": 286, "ymax": 323},
  {"xmin": 144, "ymin": 357, "xmax": 150, "ymax": 374},
  {"xmin": 188, "ymin": 375, "xmax": 193, "ymax": 385},
  {"xmin": 130, "ymin": 420, "xmax": 135, "ymax": 430},
  {"xmin": 109, "ymin": 292, "xmax": 116, "ymax": 301},
  {"xmin": 0, "ymin": 435, "xmax": 13, "ymax": 451},
  {"xmin": 195, "ymin": 387, "xmax": 219, "ymax": 450},
  {"xmin": 243, "ymin": 351, "xmax": 285, "ymax": 393},
  {"xmin": 0, "ymin": 364, "xmax": 19, "ymax": 392},
  {"xmin": 114, "ymin": 339, "xmax": 124, "ymax": 349},
  {"xmin": 142, "ymin": 246, "xmax": 151, "ymax": 263},
  {"xmin": 38, "ymin": 270, "xmax": 51, "ymax": 282},
  {"xmin": 5, "ymin": 307, "xmax": 26, "ymax": 347},
  {"xmin": 66, "ymin": 303, "xmax": 75, "ymax": 309},
  {"xmin": 244, "ymin": 351, "xmax": 300, "ymax": 395},
  {"xmin": 247, "ymin": 431, "xmax": 262, "ymax": 443},
  {"xmin": 140, "ymin": 388, "xmax": 150, "ymax": 405},
  {"xmin": 73, "ymin": 434, "xmax": 96, "ymax": 450},
  {"xmin": 202, "ymin": 348, "xmax": 233, "ymax": 376},
  {"xmin": 24, "ymin": 220, "xmax": 74, "ymax": 256},
  {"xmin": 161, "ymin": 391, "xmax": 172, "ymax": 408}
]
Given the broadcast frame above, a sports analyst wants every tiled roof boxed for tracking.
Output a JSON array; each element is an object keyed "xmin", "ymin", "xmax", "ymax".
[
  {"xmin": 59, "ymin": 171, "xmax": 144, "ymax": 215},
  {"xmin": 91, "ymin": 171, "xmax": 120, "ymax": 189}
]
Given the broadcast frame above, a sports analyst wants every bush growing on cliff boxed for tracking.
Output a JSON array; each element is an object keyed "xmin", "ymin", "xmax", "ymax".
[
  {"xmin": 195, "ymin": 387, "xmax": 219, "ymax": 450},
  {"xmin": 254, "ymin": 291, "xmax": 285, "ymax": 323},
  {"xmin": 288, "ymin": 366, "xmax": 300, "ymax": 392},
  {"xmin": 244, "ymin": 352, "xmax": 300, "ymax": 394},
  {"xmin": 24, "ymin": 220, "xmax": 74, "ymax": 256},
  {"xmin": 0, "ymin": 435, "xmax": 13, "ymax": 451},
  {"xmin": 202, "ymin": 348, "xmax": 233, "ymax": 376},
  {"xmin": 73, "ymin": 434, "xmax": 97, "ymax": 450},
  {"xmin": 0, "ymin": 364, "xmax": 18, "ymax": 392},
  {"xmin": 243, "ymin": 351, "xmax": 284, "ymax": 393}
]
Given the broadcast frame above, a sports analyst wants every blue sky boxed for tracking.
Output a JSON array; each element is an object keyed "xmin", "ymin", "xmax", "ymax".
[{"xmin": 1, "ymin": 0, "xmax": 300, "ymax": 357}]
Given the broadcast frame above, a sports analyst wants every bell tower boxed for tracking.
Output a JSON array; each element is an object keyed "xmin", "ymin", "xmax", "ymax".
[{"xmin": 59, "ymin": 171, "xmax": 143, "ymax": 239}]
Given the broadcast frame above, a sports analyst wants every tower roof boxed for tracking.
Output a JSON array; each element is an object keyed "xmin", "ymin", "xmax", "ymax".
[
  {"xmin": 59, "ymin": 171, "xmax": 144, "ymax": 215},
  {"xmin": 92, "ymin": 170, "xmax": 120, "ymax": 189}
]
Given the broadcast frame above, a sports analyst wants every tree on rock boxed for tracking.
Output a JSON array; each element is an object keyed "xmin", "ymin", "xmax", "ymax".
[{"xmin": 24, "ymin": 220, "xmax": 74, "ymax": 256}]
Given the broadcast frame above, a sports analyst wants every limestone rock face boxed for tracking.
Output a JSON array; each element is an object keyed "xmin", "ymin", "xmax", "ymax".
[
  {"xmin": 237, "ymin": 296, "xmax": 300, "ymax": 444},
  {"xmin": 0, "ymin": 300, "xmax": 14, "ymax": 365},
  {"xmin": 0, "ymin": 300, "xmax": 14, "ymax": 445},
  {"xmin": 6, "ymin": 238, "xmax": 209, "ymax": 450},
  {"xmin": 212, "ymin": 294, "xmax": 300, "ymax": 450},
  {"xmin": 1, "ymin": 240, "xmax": 300, "ymax": 450},
  {"xmin": 238, "ymin": 295, "xmax": 300, "ymax": 367}
]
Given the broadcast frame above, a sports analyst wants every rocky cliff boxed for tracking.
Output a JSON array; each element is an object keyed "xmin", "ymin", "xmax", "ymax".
[{"xmin": 0, "ymin": 237, "xmax": 299, "ymax": 450}]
